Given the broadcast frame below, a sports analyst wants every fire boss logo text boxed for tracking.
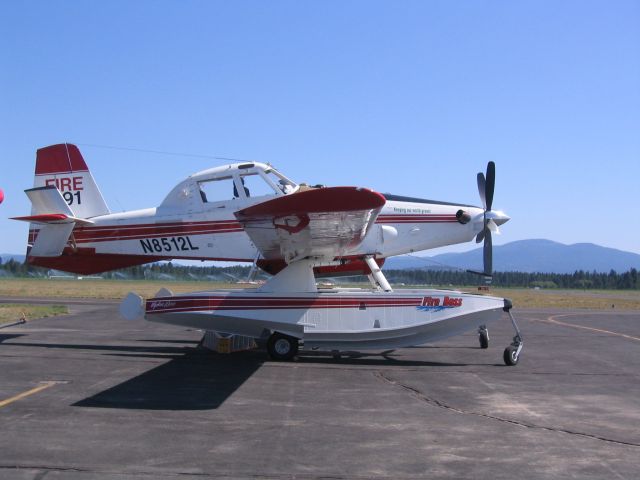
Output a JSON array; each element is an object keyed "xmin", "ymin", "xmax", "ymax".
[
  {"xmin": 148, "ymin": 300, "xmax": 177, "ymax": 310},
  {"xmin": 418, "ymin": 296, "xmax": 463, "ymax": 312}
]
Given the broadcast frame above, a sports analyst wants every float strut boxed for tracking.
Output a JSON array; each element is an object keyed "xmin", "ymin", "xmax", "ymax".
[{"xmin": 364, "ymin": 255, "xmax": 392, "ymax": 292}]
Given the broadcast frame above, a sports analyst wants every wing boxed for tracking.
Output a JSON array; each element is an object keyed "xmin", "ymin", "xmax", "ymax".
[{"xmin": 234, "ymin": 187, "xmax": 386, "ymax": 263}]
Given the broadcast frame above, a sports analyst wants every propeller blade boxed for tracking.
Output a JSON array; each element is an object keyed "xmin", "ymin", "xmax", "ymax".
[
  {"xmin": 483, "ymin": 229, "xmax": 492, "ymax": 276},
  {"xmin": 485, "ymin": 161, "xmax": 495, "ymax": 211},
  {"xmin": 477, "ymin": 172, "xmax": 487, "ymax": 210},
  {"xmin": 473, "ymin": 162, "xmax": 498, "ymax": 279}
]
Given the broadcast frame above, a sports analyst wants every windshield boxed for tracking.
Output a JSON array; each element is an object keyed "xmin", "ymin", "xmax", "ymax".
[
  {"xmin": 263, "ymin": 168, "xmax": 297, "ymax": 194},
  {"xmin": 240, "ymin": 172, "xmax": 279, "ymax": 197}
]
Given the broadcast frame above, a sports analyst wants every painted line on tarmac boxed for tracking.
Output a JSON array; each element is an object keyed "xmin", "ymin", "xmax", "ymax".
[
  {"xmin": 543, "ymin": 313, "xmax": 640, "ymax": 342},
  {"xmin": 0, "ymin": 381, "xmax": 63, "ymax": 409}
]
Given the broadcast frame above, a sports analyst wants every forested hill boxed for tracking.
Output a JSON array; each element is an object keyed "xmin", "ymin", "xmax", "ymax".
[
  {"xmin": 0, "ymin": 258, "xmax": 637, "ymax": 289},
  {"xmin": 384, "ymin": 240, "xmax": 640, "ymax": 274}
]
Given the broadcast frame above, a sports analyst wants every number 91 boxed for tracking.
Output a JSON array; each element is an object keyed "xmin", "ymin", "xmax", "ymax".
[{"xmin": 63, "ymin": 191, "xmax": 82, "ymax": 205}]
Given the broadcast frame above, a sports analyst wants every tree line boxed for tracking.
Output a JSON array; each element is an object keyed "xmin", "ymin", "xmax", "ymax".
[
  {"xmin": 0, "ymin": 258, "xmax": 638, "ymax": 289},
  {"xmin": 383, "ymin": 268, "xmax": 639, "ymax": 290}
]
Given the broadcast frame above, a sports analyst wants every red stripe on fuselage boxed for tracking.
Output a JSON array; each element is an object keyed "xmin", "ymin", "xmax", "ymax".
[
  {"xmin": 377, "ymin": 214, "xmax": 457, "ymax": 223},
  {"xmin": 145, "ymin": 295, "xmax": 424, "ymax": 314},
  {"xmin": 29, "ymin": 220, "xmax": 244, "ymax": 244}
]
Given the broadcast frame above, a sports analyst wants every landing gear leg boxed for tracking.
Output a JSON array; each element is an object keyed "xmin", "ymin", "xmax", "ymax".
[
  {"xmin": 478, "ymin": 325, "xmax": 489, "ymax": 349},
  {"xmin": 503, "ymin": 304, "xmax": 523, "ymax": 366}
]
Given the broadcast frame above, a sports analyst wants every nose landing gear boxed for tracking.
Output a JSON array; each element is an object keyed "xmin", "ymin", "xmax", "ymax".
[{"xmin": 503, "ymin": 301, "xmax": 523, "ymax": 366}]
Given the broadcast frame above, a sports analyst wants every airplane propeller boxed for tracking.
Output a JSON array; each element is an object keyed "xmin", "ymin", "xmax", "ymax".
[{"xmin": 474, "ymin": 161, "xmax": 497, "ymax": 278}]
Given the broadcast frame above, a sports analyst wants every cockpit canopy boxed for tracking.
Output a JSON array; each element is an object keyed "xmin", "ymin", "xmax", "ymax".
[
  {"xmin": 160, "ymin": 161, "xmax": 298, "ymax": 209},
  {"xmin": 196, "ymin": 162, "xmax": 297, "ymax": 203}
]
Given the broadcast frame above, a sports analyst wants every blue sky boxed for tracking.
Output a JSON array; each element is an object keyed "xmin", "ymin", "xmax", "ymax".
[{"xmin": 1, "ymin": 0, "xmax": 639, "ymax": 256}]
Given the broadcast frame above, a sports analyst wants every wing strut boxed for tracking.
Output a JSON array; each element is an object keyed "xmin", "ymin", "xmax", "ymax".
[
  {"xmin": 246, "ymin": 251, "xmax": 261, "ymax": 282},
  {"xmin": 364, "ymin": 255, "xmax": 392, "ymax": 292}
]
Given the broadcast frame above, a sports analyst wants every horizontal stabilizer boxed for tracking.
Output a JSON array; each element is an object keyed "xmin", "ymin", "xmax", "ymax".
[
  {"xmin": 26, "ymin": 185, "xmax": 74, "ymax": 217},
  {"xmin": 11, "ymin": 187, "xmax": 95, "ymax": 226},
  {"xmin": 29, "ymin": 223, "xmax": 75, "ymax": 257},
  {"xmin": 12, "ymin": 185, "xmax": 93, "ymax": 257},
  {"xmin": 12, "ymin": 213, "xmax": 94, "ymax": 225}
]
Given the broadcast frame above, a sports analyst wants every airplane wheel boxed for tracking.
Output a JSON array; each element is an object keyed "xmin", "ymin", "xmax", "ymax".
[
  {"xmin": 503, "ymin": 346, "xmax": 519, "ymax": 366},
  {"xmin": 479, "ymin": 329, "xmax": 489, "ymax": 349},
  {"xmin": 267, "ymin": 332, "xmax": 299, "ymax": 361}
]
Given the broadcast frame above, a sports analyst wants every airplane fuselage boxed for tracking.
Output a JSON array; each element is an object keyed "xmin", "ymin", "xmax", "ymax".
[
  {"xmin": 28, "ymin": 196, "xmax": 485, "ymax": 274},
  {"xmin": 22, "ymin": 146, "xmax": 508, "ymax": 275}
]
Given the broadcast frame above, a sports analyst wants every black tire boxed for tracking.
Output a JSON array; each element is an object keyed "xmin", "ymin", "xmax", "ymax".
[
  {"xmin": 503, "ymin": 346, "xmax": 519, "ymax": 366},
  {"xmin": 479, "ymin": 330, "xmax": 489, "ymax": 349},
  {"xmin": 267, "ymin": 332, "xmax": 299, "ymax": 361}
]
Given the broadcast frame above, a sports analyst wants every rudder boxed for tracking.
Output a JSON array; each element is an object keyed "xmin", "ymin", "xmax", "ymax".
[{"xmin": 34, "ymin": 143, "xmax": 110, "ymax": 219}]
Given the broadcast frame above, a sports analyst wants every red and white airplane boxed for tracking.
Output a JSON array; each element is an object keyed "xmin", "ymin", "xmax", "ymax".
[
  {"xmin": 13, "ymin": 144, "xmax": 509, "ymax": 278},
  {"xmin": 12, "ymin": 144, "xmax": 522, "ymax": 365}
]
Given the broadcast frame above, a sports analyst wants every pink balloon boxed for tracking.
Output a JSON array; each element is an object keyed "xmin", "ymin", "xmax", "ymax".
[{"xmin": 0, "ymin": 189, "xmax": 4, "ymax": 204}]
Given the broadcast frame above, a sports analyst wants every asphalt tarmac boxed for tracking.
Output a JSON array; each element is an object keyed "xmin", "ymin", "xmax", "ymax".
[{"xmin": 0, "ymin": 298, "xmax": 638, "ymax": 479}]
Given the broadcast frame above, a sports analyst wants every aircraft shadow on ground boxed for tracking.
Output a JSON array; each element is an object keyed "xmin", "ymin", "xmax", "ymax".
[
  {"xmin": 2, "ymin": 338, "xmax": 264, "ymax": 410},
  {"xmin": 73, "ymin": 348, "xmax": 264, "ymax": 411},
  {"xmin": 4, "ymin": 338, "xmax": 486, "ymax": 409},
  {"xmin": 0, "ymin": 334, "xmax": 25, "ymax": 343},
  {"xmin": 296, "ymin": 350, "xmax": 470, "ymax": 367},
  {"xmin": 76, "ymin": 349, "xmax": 476, "ymax": 410}
]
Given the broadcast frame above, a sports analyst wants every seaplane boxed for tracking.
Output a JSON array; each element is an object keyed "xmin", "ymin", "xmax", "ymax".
[{"xmin": 12, "ymin": 144, "xmax": 522, "ymax": 365}]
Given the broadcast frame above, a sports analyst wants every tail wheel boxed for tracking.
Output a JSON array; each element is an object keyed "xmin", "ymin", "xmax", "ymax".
[{"xmin": 267, "ymin": 332, "xmax": 299, "ymax": 361}]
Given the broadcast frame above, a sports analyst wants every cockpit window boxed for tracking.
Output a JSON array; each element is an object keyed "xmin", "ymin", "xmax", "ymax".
[
  {"xmin": 195, "ymin": 165, "xmax": 297, "ymax": 203},
  {"xmin": 240, "ymin": 172, "xmax": 278, "ymax": 197},
  {"xmin": 198, "ymin": 177, "xmax": 237, "ymax": 203},
  {"xmin": 263, "ymin": 169, "xmax": 296, "ymax": 194}
]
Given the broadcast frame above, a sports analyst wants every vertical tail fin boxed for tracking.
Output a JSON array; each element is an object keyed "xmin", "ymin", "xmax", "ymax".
[{"xmin": 33, "ymin": 143, "xmax": 110, "ymax": 218}]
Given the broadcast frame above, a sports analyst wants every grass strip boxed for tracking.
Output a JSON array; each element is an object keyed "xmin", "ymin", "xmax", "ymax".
[
  {"xmin": 0, "ymin": 304, "xmax": 68, "ymax": 325},
  {"xmin": 1, "ymin": 279, "xmax": 639, "ymax": 310}
]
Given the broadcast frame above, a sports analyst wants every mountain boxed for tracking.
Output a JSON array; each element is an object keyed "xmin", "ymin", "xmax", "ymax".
[{"xmin": 383, "ymin": 240, "xmax": 640, "ymax": 274}]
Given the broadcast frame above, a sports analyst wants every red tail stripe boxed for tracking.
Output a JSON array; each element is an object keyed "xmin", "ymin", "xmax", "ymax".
[{"xmin": 35, "ymin": 144, "xmax": 88, "ymax": 175}]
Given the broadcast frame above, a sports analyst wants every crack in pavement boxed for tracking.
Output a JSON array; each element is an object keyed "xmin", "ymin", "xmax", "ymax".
[
  {"xmin": 0, "ymin": 465, "xmax": 430, "ymax": 480},
  {"xmin": 374, "ymin": 371, "xmax": 640, "ymax": 448}
]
